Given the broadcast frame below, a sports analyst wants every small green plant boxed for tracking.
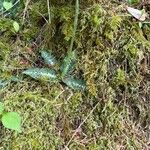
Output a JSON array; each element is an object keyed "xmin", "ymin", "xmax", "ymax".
[
  {"xmin": 0, "ymin": 102, "xmax": 21, "ymax": 132},
  {"xmin": 23, "ymin": 50, "xmax": 86, "ymax": 91},
  {"xmin": 23, "ymin": 0, "xmax": 85, "ymax": 91}
]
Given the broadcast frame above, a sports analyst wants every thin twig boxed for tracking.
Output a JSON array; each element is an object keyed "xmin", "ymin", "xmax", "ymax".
[
  {"xmin": 47, "ymin": 0, "xmax": 51, "ymax": 23},
  {"xmin": 22, "ymin": 0, "xmax": 31, "ymax": 24},
  {"xmin": 64, "ymin": 101, "xmax": 100, "ymax": 149},
  {"xmin": 28, "ymin": 6, "xmax": 48, "ymax": 23},
  {"xmin": 41, "ymin": 89, "xmax": 65, "ymax": 111}
]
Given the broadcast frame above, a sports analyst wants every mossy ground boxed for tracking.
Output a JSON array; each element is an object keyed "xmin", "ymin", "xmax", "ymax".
[{"xmin": 0, "ymin": 0, "xmax": 150, "ymax": 149}]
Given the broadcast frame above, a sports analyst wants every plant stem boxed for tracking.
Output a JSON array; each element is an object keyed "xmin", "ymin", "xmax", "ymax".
[
  {"xmin": 69, "ymin": 0, "xmax": 79, "ymax": 53},
  {"xmin": 47, "ymin": 0, "xmax": 51, "ymax": 23}
]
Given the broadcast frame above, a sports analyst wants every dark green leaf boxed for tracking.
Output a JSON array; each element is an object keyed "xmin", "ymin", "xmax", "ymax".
[
  {"xmin": 60, "ymin": 51, "xmax": 76, "ymax": 77},
  {"xmin": 41, "ymin": 50, "xmax": 56, "ymax": 66},
  {"xmin": 63, "ymin": 77, "xmax": 86, "ymax": 91},
  {"xmin": 22, "ymin": 68, "xmax": 57, "ymax": 81},
  {"xmin": 2, "ymin": 112, "xmax": 21, "ymax": 132}
]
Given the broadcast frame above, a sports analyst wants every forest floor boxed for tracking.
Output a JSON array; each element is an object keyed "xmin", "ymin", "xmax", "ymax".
[{"xmin": 0, "ymin": 0, "xmax": 150, "ymax": 149}]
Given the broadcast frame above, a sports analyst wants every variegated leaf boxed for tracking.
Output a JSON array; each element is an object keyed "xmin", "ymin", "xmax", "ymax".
[
  {"xmin": 10, "ymin": 76, "xmax": 22, "ymax": 82},
  {"xmin": 41, "ymin": 50, "xmax": 56, "ymax": 66},
  {"xmin": 0, "ymin": 79, "xmax": 9, "ymax": 88},
  {"xmin": 0, "ymin": 76, "xmax": 22, "ymax": 88},
  {"xmin": 60, "ymin": 51, "xmax": 76, "ymax": 77},
  {"xmin": 22, "ymin": 68, "xmax": 57, "ymax": 81},
  {"xmin": 62, "ymin": 77, "xmax": 86, "ymax": 91}
]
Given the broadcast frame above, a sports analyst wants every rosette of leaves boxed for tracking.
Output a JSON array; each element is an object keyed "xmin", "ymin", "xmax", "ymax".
[
  {"xmin": 0, "ymin": 102, "xmax": 21, "ymax": 132},
  {"xmin": 0, "ymin": 0, "xmax": 24, "ymax": 17},
  {"xmin": 23, "ymin": 50, "xmax": 86, "ymax": 91}
]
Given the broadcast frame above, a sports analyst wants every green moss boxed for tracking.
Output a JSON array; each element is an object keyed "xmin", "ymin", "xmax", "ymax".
[{"xmin": 0, "ymin": 0, "xmax": 150, "ymax": 149}]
